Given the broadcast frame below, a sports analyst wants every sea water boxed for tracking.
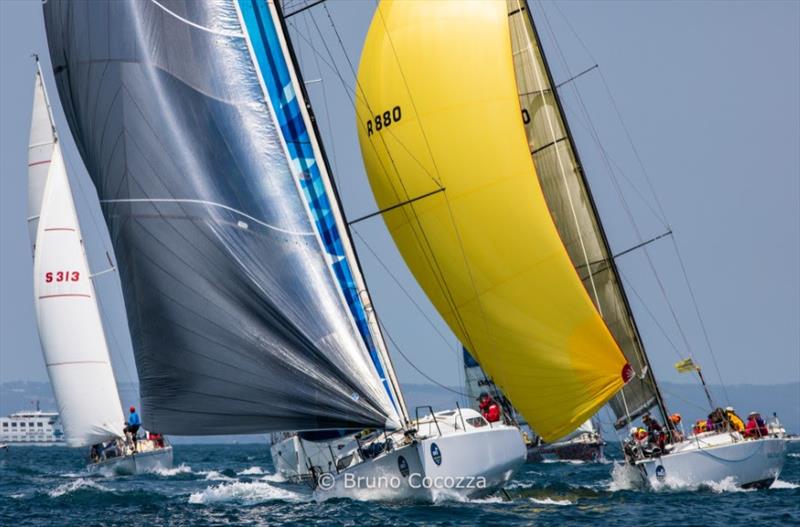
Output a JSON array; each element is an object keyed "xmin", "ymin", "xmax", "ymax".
[{"xmin": 1, "ymin": 442, "xmax": 797, "ymax": 526}]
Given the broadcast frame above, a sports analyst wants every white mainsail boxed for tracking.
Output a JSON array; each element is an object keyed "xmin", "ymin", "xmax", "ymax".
[
  {"xmin": 28, "ymin": 64, "xmax": 56, "ymax": 250},
  {"xmin": 29, "ymin": 67, "xmax": 125, "ymax": 447}
]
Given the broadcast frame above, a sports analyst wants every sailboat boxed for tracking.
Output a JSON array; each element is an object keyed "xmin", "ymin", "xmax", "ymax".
[
  {"xmin": 462, "ymin": 348, "xmax": 604, "ymax": 463},
  {"xmin": 27, "ymin": 58, "xmax": 173, "ymax": 475},
  {"xmin": 41, "ymin": 0, "xmax": 525, "ymax": 501},
  {"xmin": 355, "ymin": 0, "xmax": 787, "ymax": 489}
]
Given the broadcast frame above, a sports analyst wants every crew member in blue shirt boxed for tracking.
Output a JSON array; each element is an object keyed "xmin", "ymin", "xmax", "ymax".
[{"xmin": 125, "ymin": 406, "xmax": 141, "ymax": 452}]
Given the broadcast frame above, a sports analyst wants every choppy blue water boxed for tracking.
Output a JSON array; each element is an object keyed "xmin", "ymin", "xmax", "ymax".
[{"xmin": 1, "ymin": 442, "xmax": 798, "ymax": 526}]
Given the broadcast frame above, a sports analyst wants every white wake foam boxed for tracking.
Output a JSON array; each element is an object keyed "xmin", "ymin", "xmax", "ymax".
[
  {"xmin": 530, "ymin": 497, "xmax": 573, "ymax": 506},
  {"xmin": 60, "ymin": 472, "xmax": 88, "ymax": 478},
  {"xmin": 703, "ymin": 476, "xmax": 755, "ymax": 493},
  {"xmin": 188, "ymin": 481, "xmax": 304, "ymax": 505},
  {"xmin": 542, "ymin": 458, "xmax": 585, "ymax": 465},
  {"xmin": 788, "ymin": 453, "xmax": 800, "ymax": 458},
  {"xmin": 148, "ymin": 463, "xmax": 193, "ymax": 477},
  {"xmin": 48, "ymin": 478, "xmax": 111, "ymax": 498},
  {"xmin": 468, "ymin": 496, "xmax": 506, "ymax": 504},
  {"xmin": 608, "ymin": 462, "xmax": 641, "ymax": 491},
  {"xmin": 203, "ymin": 470, "xmax": 235, "ymax": 482},
  {"xmin": 770, "ymin": 479, "xmax": 799, "ymax": 489},
  {"xmin": 260, "ymin": 472, "xmax": 287, "ymax": 483},
  {"xmin": 237, "ymin": 466, "xmax": 264, "ymax": 476}
]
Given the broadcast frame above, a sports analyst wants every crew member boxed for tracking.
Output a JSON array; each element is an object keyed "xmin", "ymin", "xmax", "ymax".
[
  {"xmin": 478, "ymin": 392, "xmax": 501, "ymax": 423},
  {"xmin": 745, "ymin": 412, "xmax": 769, "ymax": 438},
  {"xmin": 124, "ymin": 406, "xmax": 141, "ymax": 451},
  {"xmin": 724, "ymin": 406, "xmax": 745, "ymax": 433},
  {"xmin": 642, "ymin": 413, "xmax": 665, "ymax": 449}
]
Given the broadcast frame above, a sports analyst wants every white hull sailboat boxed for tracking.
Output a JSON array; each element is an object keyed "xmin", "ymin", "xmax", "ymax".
[
  {"xmin": 630, "ymin": 432, "xmax": 787, "ymax": 489},
  {"xmin": 315, "ymin": 412, "xmax": 524, "ymax": 501},
  {"xmin": 272, "ymin": 408, "xmax": 525, "ymax": 499},
  {"xmin": 528, "ymin": 424, "xmax": 604, "ymax": 464},
  {"xmin": 27, "ymin": 57, "xmax": 172, "ymax": 474},
  {"xmin": 41, "ymin": 0, "xmax": 524, "ymax": 501},
  {"xmin": 87, "ymin": 442, "xmax": 174, "ymax": 476}
]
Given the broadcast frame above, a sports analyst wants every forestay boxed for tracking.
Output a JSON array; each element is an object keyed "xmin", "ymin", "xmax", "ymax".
[
  {"xmin": 43, "ymin": 0, "xmax": 399, "ymax": 434},
  {"xmin": 30, "ymin": 69, "xmax": 125, "ymax": 446},
  {"xmin": 356, "ymin": 0, "xmax": 629, "ymax": 442}
]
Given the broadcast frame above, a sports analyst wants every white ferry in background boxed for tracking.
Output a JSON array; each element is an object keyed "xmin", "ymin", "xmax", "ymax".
[{"xmin": 0, "ymin": 408, "xmax": 65, "ymax": 446}]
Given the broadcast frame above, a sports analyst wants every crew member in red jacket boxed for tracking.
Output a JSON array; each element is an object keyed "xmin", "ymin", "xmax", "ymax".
[
  {"xmin": 744, "ymin": 412, "xmax": 769, "ymax": 438},
  {"xmin": 478, "ymin": 392, "xmax": 501, "ymax": 423}
]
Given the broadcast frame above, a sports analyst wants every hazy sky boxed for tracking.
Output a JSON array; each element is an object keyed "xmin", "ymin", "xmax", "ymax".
[{"xmin": 1, "ymin": 0, "xmax": 798, "ymax": 398}]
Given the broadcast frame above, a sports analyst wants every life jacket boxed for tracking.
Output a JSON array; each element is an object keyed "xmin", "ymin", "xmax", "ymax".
[
  {"xmin": 693, "ymin": 420, "xmax": 707, "ymax": 434},
  {"xmin": 726, "ymin": 411, "xmax": 745, "ymax": 432},
  {"xmin": 633, "ymin": 428, "xmax": 648, "ymax": 441},
  {"xmin": 483, "ymin": 403, "xmax": 501, "ymax": 423}
]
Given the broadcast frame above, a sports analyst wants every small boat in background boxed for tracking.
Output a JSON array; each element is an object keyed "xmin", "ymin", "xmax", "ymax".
[{"xmin": 26, "ymin": 57, "xmax": 171, "ymax": 476}]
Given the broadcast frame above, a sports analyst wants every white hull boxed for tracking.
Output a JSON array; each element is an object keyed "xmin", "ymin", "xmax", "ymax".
[
  {"xmin": 311, "ymin": 409, "xmax": 526, "ymax": 502},
  {"xmin": 87, "ymin": 445, "xmax": 173, "ymax": 476},
  {"xmin": 634, "ymin": 433, "xmax": 787, "ymax": 489}
]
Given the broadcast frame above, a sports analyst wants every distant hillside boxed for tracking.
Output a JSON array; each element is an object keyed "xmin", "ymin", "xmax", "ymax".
[{"xmin": 2, "ymin": 380, "xmax": 797, "ymax": 442}]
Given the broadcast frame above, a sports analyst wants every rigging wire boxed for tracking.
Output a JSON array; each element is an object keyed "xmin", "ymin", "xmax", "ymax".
[
  {"xmin": 299, "ymin": 11, "xmax": 340, "ymax": 175},
  {"xmin": 618, "ymin": 271, "xmax": 683, "ymax": 361},
  {"xmin": 288, "ymin": 9, "xmax": 463, "ymax": 411},
  {"xmin": 368, "ymin": 1, "xmax": 503, "ymax": 362},
  {"xmin": 352, "ymin": 228, "xmax": 458, "ymax": 355},
  {"xmin": 536, "ymin": 3, "xmax": 698, "ymax": 361},
  {"xmin": 298, "ymin": 4, "xmax": 487, "ymax": 362},
  {"xmin": 511, "ymin": 0, "xmax": 604, "ymax": 317},
  {"xmin": 543, "ymin": 0, "xmax": 730, "ymax": 404},
  {"xmin": 287, "ymin": 5, "xmax": 475, "ymax": 399},
  {"xmin": 377, "ymin": 318, "xmax": 470, "ymax": 399}
]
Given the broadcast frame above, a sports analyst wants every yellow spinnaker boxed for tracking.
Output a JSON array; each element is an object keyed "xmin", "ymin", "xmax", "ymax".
[{"xmin": 356, "ymin": 0, "xmax": 629, "ymax": 442}]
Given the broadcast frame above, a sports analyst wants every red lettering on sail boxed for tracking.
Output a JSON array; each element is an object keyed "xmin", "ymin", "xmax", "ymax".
[{"xmin": 44, "ymin": 270, "xmax": 81, "ymax": 283}]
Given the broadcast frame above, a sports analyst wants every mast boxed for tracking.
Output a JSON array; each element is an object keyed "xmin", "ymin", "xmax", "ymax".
[
  {"xmin": 273, "ymin": 1, "xmax": 409, "ymax": 425},
  {"xmin": 521, "ymin": 0, "xmax": 670, "ymax": 426}
]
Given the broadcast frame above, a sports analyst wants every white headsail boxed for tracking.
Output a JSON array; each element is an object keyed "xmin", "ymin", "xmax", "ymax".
[{"xmin": 29, "ymin": 67, "xmax": 125, "ymax": 447}]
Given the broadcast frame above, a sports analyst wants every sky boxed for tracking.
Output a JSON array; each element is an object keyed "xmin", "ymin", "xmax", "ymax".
[{"xmin": 0, "ymin": 0, "xmax": 798, "ymax": 399}]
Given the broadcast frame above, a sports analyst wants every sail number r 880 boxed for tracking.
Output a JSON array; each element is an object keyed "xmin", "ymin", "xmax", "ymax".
[{"xmin": 366, "ymin": 106, "xmax": 402, "ymax": 136}]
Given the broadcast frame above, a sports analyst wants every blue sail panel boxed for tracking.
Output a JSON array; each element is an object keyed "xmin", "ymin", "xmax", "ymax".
[{"xmin": 238, "ymin": 0, "xmax": 397, "ymax": 410}]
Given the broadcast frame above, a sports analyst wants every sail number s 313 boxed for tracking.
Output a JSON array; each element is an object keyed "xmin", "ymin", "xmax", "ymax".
[
  {"xmin": 45, "ymin": 271, "xmax": 80, "ymax": 283},
  {"xmin": 366, "ymin": 106, "xmax": 402, "ymax": 136}
]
